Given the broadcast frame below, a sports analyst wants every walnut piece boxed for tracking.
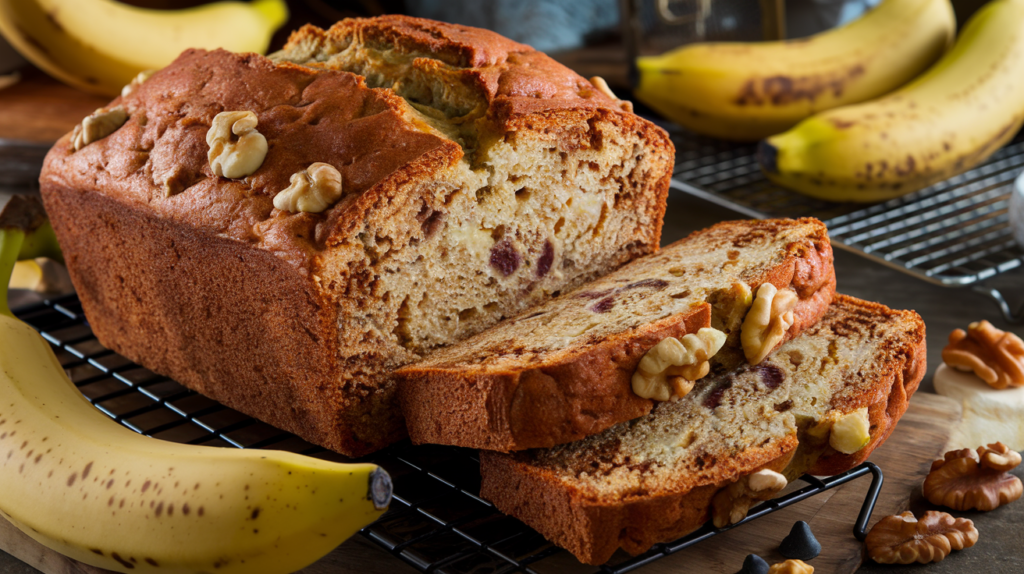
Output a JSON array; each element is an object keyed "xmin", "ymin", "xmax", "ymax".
[
  {"xmin": 71, "ymin": 106, "xmax": 128, "ymax": 151},
  {"xmin": 206, "ymin": 111, "xmax": 268, "ymax": 179},
  {"xmin": 632, "ymin": 328, "xmax": 727, "ymax": 401},
  {"xmin": 273, "ymin": 162, "xmax": 344, "ymax": 213},
  {"xmin": 120, "ymin": 69, "xmax": 155, "ymax": 98},
  {"xmin": 866, "ymin": 511, "xmax": 977, "ymax": 564},
  {"xmin": 942, "ymin": 320, "xmax": 1024, "ymax": 389},
  {"xmin": 588, "ymin": 76, "xmax": 633, "ymax": 112},
  {"xmin": 711, "ymin": 469, "xmax": 787, "ymax": 528},
  {"xmin": 923, "ymin": 442, "xmax": 1023, "ymax": 511},
  {"xmin": 829, "ymin": 407, "xmax": 871, "ymax": 454},
  {"xmin": 741, "ymin": 283, "xmax": 798, "ymax": 365},
  {"xmin": 768, "ymin": 559, "xmax": 813, "ymax": 574}
]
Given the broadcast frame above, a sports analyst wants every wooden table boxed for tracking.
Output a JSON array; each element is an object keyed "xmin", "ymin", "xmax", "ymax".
[{"xmin": 2, "ymin": 74, "xmax": 1024, "ymax": 574}]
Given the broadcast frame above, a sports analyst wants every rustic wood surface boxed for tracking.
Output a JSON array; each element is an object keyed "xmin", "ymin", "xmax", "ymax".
[{"xmin": 0, "ymin": 71, "xmax": 108, "ymax": 144}]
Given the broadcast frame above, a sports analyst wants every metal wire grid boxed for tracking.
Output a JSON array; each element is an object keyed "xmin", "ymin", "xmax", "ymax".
[
  {"xmin": 668, "ymin": 129, "xmax": 1024, "ymax": 321},
  {"xmin": 12, "ymin": 294, "xmax": 885, "ymax": 574}
]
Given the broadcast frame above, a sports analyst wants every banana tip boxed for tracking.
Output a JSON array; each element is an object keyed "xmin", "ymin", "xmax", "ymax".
[
  {"xmin": 369, "ymin": 467, "xmax": 392, "ymax": 510},
  {"xmin": 757, "ymin": 140, "xmax": 779, "ymax": 174}
]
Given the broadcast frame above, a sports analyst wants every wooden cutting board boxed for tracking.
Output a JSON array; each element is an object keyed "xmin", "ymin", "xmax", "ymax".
[{"xmin": 0, "ymin": 392, "xmax": 959, "ymax": 574}]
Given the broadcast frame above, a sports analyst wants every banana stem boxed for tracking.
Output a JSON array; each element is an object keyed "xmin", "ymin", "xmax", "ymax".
[{"xmin": 0, "ymin": 228, "xmax": 26, "ymax": 319}]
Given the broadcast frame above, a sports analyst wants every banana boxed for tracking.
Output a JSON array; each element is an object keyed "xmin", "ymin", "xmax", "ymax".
[
  {"xmin": 0, "ymin": 196, "xmax": 392, "ymax": 574},
  {"xmin": 634, "ymin": 0, "xmax": 955, "ymax": 141},
  {"xmin": 0, "ymin": 0, "xmax": 287, "ymax": 96},
  {"xmin": 760, "ymin": 0, "xmax": 1024, "ymax": 202}
]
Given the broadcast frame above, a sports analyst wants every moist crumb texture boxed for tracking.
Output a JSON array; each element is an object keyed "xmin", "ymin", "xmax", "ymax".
[
  {"xmin": 479, "ymin": 295, "xmax": 926, "ymax": 564},
  {"xmin": 38, "ymin": 15, "xmax": 674, "ymax": 456},
  {"xmin": 398, "ymin": 218, "xmax": 836, "ymax": 451}
]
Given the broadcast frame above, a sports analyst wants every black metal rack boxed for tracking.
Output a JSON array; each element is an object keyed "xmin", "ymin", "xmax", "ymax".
[
  {"xmin": 668, "ymin": 128, "xmax": 1024, "ymax": 323},
  {"xmin": 13, "ymin": 294, "xmax": 884, "ymax": 574}
]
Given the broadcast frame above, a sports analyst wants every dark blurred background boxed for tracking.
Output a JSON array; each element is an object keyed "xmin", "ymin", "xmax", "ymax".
[{"xmin": 116, "ymin": 0, "xmax": 994, "ymax": 92}]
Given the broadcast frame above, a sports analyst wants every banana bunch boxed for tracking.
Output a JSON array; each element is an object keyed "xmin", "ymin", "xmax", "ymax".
[
  {"xmin": 760, "ymin": 0, "xmax": 1024, "ymax": 202},
  {"xmin": 0, "ymin": 196, "xmax": 391, "ymax": 573},
  {"xmin": 634, "ymin": 0, "xmax": 955, "ymax": 141},
  {"xmin": 0, "ymin": 0, "xmax": 287, "ymax": 96}
]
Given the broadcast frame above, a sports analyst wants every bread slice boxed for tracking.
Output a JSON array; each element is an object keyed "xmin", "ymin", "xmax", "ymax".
[
  {"xmin": 397, "ymin": 218, "xmax": 835, "ymax": 451},
  {"xmin": 39, "ymin": 16, "xmax": 673, "ymax": 456},
  {"xmin": 478, "ymin": 295, "xmax": 926, "ymax": 565}
]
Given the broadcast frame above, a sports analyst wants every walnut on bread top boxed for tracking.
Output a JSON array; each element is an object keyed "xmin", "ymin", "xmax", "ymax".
[
  {"xmin": 742, "ymin": 283, "xmax": 798, "ymax": 365},
  {"xmin": 274, "ymin": 162, "xmax": 344, "ymax": 213},
  {"xmin": 206, "ymin": 110, "xmax": 268, "ymax": 179},
  {"xmin": 632, "ymin": 328, "xmax": 726, "ymax": 401}
]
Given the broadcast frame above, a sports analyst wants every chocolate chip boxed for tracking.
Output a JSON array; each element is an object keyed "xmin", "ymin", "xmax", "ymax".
[
  {"xmin": 703, "ymin": 379, "xmax": 733, "ymax": 409},
  {"xmin": 756, "ymin": 363, "xmax": 785, "ymax": 390},
  {"xmin": 736, "ymin": 554, "xmax": 769, "ymax": 574},
  {"xmin": 591, "ymin": 296, "xmax": 615, "ymax": 313},
  {"xmin": 536, "ymin": 240, "xmax": 554, "ymax": 278},
  {"xmin": 489, "ymin": 240, "xmax": 521, "ymax": 277},
  {"xmin": 779, "ymin": 521, "xmax": 821, "ymax": 560}
]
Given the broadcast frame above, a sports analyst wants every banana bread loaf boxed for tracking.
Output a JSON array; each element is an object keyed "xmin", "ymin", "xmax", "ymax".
[
  {"xmin": 479, "ymin": 295, "xmax": 926, "ymax": 564},
  {"xmin": 397, "ymin": 218, "xmax": 835, "ymax": 451},
  {"xmin": 38, "ymin": 16, "xmax": 674, "ymax": 456}
]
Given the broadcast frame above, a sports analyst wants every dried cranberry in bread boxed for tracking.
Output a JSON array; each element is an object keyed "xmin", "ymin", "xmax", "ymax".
[
  {"xmin": 397, "ymin": 218, "xmax": 835, "ymax": 451},
  {"xmin": 479, "ymin": 295, "xmax": 926, "ymax": 565},
  {"xmin": 38, "ymin": 16, "xmax": 674, "ymax": 456}
]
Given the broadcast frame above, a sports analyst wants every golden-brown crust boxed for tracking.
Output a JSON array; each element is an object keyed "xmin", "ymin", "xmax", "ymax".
[{"xmin": 480, "ymin": 437, "xmax": 797, "ymax": 565}]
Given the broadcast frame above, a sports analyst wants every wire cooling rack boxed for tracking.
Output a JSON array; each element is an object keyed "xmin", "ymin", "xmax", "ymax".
[
  {"xmin": 12, "ymin": 293, "xmax": 884, "ymax": 574},
  {"xmin": 668, "ymin": 129, "xmax": 1024, "ymax": 323}
]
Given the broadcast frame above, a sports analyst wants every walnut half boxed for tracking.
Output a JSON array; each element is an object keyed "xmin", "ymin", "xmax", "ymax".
[
  {"xmin": 273, "ymin": 162, "xmax": 344, "ymax": 214},
  {"xmin": 741, "ymin": 283, "xmax": 798, "ymax": 365},
  {"xmin": 206, "ymin": 111, "xmax": 268, "ymax": 179},
  {"xmin": 632, "ymin": 328, "xmax": 727, "ymax": 401},
  {"xmin": 72, "ymin": 106, "xmax": 128, "ymax": 151},
  {"xmin": 711, "ymin": 469, "xmax": 787, "ymax": 528},
  {"xmin": 942, "ymin": 320, "xmax": 1024, "ymax": 389},
  {"xmin": 866, "ymin": 511, "xmax": 977, "ymax": 564},
  {"xmin": 923, "ymin": 442, "xmax": 1023, "ymax": 511}
]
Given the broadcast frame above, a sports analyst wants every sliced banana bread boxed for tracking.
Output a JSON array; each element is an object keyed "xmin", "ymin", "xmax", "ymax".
[
  {"xmin": 479, "ymin": 295, "xmax": 926, "ymax": 564},
  {"xmin": 397, "ymin": 218, "xmax": 835, "ymax": 451},
  {"xmin": 40, "ymin": 16, "xmax": 673, "ymax": 456}
]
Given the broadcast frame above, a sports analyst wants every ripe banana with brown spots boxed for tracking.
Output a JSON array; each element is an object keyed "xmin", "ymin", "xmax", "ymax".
[
  {"xmin": 634, "ymin": 0, "xmax": 954, "ymax": 141},
  {"xmin": 0, "ymin": 196, "xmax": 392, "ymax": 573},
  {"xmin": 759, "ymin": 0, "xmax": 1024, "ymax": 202}
]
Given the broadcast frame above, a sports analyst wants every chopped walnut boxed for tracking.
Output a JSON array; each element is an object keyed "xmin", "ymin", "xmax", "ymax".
[
  {"xmin": 711, "ymin": 469, "xmax": 787, "ymax": 528},
  {"xmin": 632, "ymin": 328, "xmax": 727, "ymax": 401},
  {"xmin": 923, "ymin": 442, "xmax": 1023, "ymax": 511},
  {"xmin": 866, "ymin": 511, "xmax": 977, "ymax": 564},
  {"xmin": 588, "ymin": 76, "xmax": 634, "ymax": 113},
  {"xmin": 942, "ymin": 320, "xmax": 1024, "ymax": 389},
  {"xmin": 206, "ymin": 111, "xmax": 268, "ymax": 179},
  {"xmin": 273, "ymin": 162, "xmax": 344, "ymax": 213},
  {"xmin": 71, "ymin": 106, "xmax": 128, "ymax": 151},
  {"xmin": 829, "ymin": 408, "xmax": 871, "ymax": 454},
  {"xmin": 768, "ymin": 559, "xmax": 814, "ymax": 574},
  {"xmin": 741, "ymin": 283, "xmax": 798, "ymax": 365},
  {"xmin": 120, "ymin": 69, "xmax": 155, "ymax": 98}
]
